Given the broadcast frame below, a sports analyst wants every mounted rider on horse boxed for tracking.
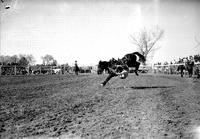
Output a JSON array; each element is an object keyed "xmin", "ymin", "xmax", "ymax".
[{"xmin": 98, "ymin": 52, "xmax": 146, "ymax": 86}]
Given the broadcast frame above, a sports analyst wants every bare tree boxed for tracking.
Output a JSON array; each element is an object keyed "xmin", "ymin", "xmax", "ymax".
[
  {"xmin": 41, "ymin": 54, "xmax": 54, "ymax": 65},
  {"xmin": 1, "ymin": 55, "xmax": 12, "ymax": 65},
  {"xmin": 194, "ymin": 35, "xmax": 200, "ymax": 48},
  {"xmin": 0, "ymin": 54, "xmax": 35, "ymax": 65},
  {"xmin": 130, "ymin": 26, "xmax": 164, "ymax": 62},
  {"xmin": 52, "ymin": 59, "xmax": 58, "ymax": 66},
  {"xmin": 18, "ymin": 54, "xmax": 35, "ymax": 66},
  {"xmin": 25, "ymin": 54, "xmax": 36, "ymax": 66},
  {"xmin": 10, "ymin": 55, "xmax": 19, "ymax": 64},
  {"xmin": 0, "ymin": 55, "xmax": 19, "ymax": 65},
  {"xmin": 18, "ymin": 56, "xmax": 29, "ymax": 66}
]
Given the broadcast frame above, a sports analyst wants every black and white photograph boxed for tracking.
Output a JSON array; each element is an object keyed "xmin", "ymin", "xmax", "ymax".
[{"xmin": 1, "ymin": 0, "xmax": 200, "ymax": 138}]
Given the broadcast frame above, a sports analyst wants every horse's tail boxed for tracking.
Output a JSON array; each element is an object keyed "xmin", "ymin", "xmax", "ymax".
[{"xmin": 132, "ymin": 52, "xmax": 146, "ymax": 63}]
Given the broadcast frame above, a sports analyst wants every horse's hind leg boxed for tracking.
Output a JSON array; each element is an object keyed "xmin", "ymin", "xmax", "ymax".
[
  {"xmin": 188, "ymin": 70, "xmax": 192, "ymax": 78},
  {"xmin": 189, "ymin": 72, "xmax": 191, "ymax": 78},
  {"xmin": 181, "ymin": 70, "xmax": 183, "ymax": 77},
  {"xmin": 135, "ymin": 70, "xmax": 139, "ymax": 76}
]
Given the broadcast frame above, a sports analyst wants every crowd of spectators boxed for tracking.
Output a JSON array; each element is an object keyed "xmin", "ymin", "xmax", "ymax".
[
  {"xmin": 153, "ymin": 54, "xmax": 200, "ymax": 78},
  {"xmin": 154, "ymin": 54, "xmax": 200, "ymax": 66}
]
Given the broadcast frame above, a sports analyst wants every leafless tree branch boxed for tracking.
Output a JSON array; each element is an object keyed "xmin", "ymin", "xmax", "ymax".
[
  {"xmin": 195, "ymin": 35, "xmax": 200, "ymax": 47},
  {"xmin": 130, "ymin": 26, "xmax": 164, "ymax": 62}
]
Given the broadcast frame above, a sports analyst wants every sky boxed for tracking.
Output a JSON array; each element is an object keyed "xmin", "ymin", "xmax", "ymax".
[{"xmin": 0, "ymin": 0, "xmax": 200, "ymax": 66}]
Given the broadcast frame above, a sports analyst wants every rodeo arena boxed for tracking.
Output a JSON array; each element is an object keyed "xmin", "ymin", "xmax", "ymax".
[
  {"xmin": 1, "ymin": 0, "xmax": 200, "ymax": 139},
  {"xmin": 1, "ymin": 52, "xmax": 200, "ymax": 139}
]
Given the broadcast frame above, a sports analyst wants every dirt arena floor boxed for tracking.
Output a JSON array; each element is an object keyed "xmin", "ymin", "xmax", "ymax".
[{"xmin": 0, "ymin": 73, "xmax": 200, "ymax": 139}]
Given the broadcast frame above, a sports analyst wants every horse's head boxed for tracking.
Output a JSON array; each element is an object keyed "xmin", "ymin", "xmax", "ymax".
[
  {"xmin": 109, "ymin": 58, "xmax": 123, "ymax": 68},
  {"xmin": 97, "ymin": 60, "xmax": 109, "ymax": 74},
  {"xmin": 97, "ymin": 61, "xmax": 103, "ymax": 74}
]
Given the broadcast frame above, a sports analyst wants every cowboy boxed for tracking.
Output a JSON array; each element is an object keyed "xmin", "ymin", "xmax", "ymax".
[
  {"xmin": 74, "ymin": 61, "xmax": 79, "ymax": 75},
  {"xmin": 100, "ymin": 65, "xmax": 129, "ymax": 86},
  {"xmin": 177, "ymin": 64, "xmax": 186, "ymax": 77},
  {"xmin": 187, "ymin": 57, "xmax": 195, "ymax": 78}
]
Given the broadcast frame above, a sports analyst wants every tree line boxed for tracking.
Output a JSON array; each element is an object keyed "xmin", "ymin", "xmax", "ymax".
[{"xmin": 0, "ymin": 54, "xmax": 58, "ymax": 66}]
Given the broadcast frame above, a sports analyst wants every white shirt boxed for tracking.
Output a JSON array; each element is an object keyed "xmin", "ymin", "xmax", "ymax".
[{"xmin": 119, "ymin": 70, "xmax": 128, "ymax": 79}]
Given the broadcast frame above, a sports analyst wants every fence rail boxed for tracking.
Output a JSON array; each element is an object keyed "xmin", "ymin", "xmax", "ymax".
[
  {"xmin": 0, "ymin": 65, "xmax": 68, "ymax": 75},
  {"xmin": 1, "ymin": 63, "xmax": 199, "ymax": 76},
  {"xmin": 153, "ymin": 62, "xmax": 200, "ymax": 74},
  {"xmin": 0, "ymin": 65, "xmax": 95, "ymax": 75}
]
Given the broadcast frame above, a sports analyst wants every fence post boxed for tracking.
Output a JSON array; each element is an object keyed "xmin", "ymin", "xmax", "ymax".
[
  {"xmin": 0, "ymin": 65, "xmax": 1, "ymax": 76},
  {"xmin": 27, "ymin": 66, "xmax": 30, "ymax": 75},
  {"xmin": 28, "ymin": 66, "xmax": 30, "ymax": 75},
  {"xmin": 40, "ymin": 66, "xmax": 41, "ymax": 74},
  {"xmin": 14, "ymin": 65, "xmax": 17, "ymax": 75}
]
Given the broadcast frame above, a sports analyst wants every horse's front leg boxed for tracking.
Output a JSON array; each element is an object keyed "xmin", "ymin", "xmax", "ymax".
[{"xmin": 188, "ymin": 69, "xmax": 192, "ymax": 78}]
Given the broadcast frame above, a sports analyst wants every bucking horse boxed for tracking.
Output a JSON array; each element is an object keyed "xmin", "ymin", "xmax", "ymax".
[{"xmin": 97, "ymin": 52, "xmax": 146, "ymax": 86}]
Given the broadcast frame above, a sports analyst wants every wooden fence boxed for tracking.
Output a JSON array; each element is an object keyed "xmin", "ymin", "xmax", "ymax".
[
  {"xmin": 0, "ymin": 65, "xmax": 67, "ymax": 75},
  {"xmin": 4, "ymin": 63, "xmax": 199, "ymax": 76},
  {"xmin": 0, "ymin": 65, "xmax": 95, "ymax": 75},
  {"xmin": 153, "ymin": 62, "xmax": 200, "ymax": 74}
]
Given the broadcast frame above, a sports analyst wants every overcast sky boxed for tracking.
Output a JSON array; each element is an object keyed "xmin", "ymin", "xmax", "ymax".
[{"xmin": 1, "ymin": 0, "xmax": 200, "ymax": 66}]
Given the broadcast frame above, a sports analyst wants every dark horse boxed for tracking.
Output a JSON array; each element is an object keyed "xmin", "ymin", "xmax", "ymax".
[
  {"xmin": 97, "ymin": 52, "xmax": 146, "ymax": 76},
  {"xmin": 185, "ymin": 60, "xmax": 194, "ymax": 78},
  {"xmin": 97, "ymin": 61, "xmax": 111, "ymax": 74},
  {"xmin": 98, "ymin": 52, "xmax": 146, "ymax": 86},
  {"xmin": 121, "ymin": 52, "xmax": 146, "ymax": 75},
  {"xmin": 97, "ymin": 58, "xmax": 122, "ymax": 74},
  {"xmin": 177, "ymin": 64, "xmax": 186, "ymax": 77},
  {"xmin": 177, "ymin": 61, "xmax": 194, "ymax": 78}
]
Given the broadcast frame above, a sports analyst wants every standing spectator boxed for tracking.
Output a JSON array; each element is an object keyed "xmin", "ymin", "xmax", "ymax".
[
  {"xmin": 190, "ymin": 56, "xmax": 195, "ymax": 76},
  {"xmin": 169, "ymin": 65, "xmax": 173, "ymax": 74},
  {"xmin": 186, "ymin": 57, "xmax": 195, "ymax": 78},
  {"xmin": 74, "ymin": 61, "xmax": 79, "ymax": 75},
  {"xmin": 194, "ymin": 67, "xmax": 200, "ymax": 78},
  {"xmin": 177, "ymin": 65, "xmax": 186, "ymax": 77}
]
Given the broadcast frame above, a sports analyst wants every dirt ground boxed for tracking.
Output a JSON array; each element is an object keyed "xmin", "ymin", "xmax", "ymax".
[{"xmin": 0, "ymin": 73, "xmax": 200, "ymax": 139}]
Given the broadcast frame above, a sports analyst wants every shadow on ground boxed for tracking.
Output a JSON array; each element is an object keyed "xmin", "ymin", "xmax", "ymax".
[
  {"xmin": 130, "ymin": 86, "xmax": 175, "ymax": 89},
  {"xmin": 107, "ymin": 86, "xmax": 175, "ymax": 90}
]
